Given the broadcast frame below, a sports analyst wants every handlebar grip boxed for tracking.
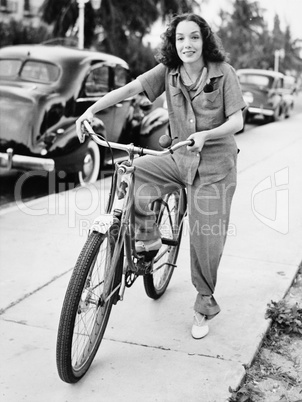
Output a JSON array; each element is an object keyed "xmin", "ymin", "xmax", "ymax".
[
  {"xmin": 83, "ymin": 120, "xmax": 94, "ymax": 134},
  {"xmin": 188, "ymin": 139, "xmax": 195, "ymax": 147}
]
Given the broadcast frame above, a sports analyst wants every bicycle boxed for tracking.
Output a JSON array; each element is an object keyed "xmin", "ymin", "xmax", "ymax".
[{"xmin": 56, "ymin": 120, "xmax": 194, "ymax": 383}]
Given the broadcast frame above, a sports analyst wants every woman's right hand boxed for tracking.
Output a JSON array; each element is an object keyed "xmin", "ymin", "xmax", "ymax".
[{"xmin": 76, "ymin": 109, "xmax": 94, "ymax": 143}]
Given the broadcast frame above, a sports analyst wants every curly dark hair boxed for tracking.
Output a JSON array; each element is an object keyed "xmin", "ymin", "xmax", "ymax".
[{"xmin": 156, "ymin": 13, "xmax": 227, "ymax": 69}]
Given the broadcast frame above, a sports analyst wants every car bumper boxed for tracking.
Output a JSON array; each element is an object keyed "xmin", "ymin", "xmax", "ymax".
[
  {"xmin": 248, "ymin": 107, "xmax": 274, "ymax": 116},
  {"xmin": 0, "ymin": 148, "xmax": 55, "ymax": 172}
]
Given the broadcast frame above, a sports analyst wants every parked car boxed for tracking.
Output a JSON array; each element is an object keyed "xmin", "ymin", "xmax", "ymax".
[
  {"xmin": 0, "ymin": 44, "xmax": 168, "ymax": 184},
  {"xmin": 281, "ymin": 75, "xmax": 296, "ymax": 118},
  {"xmin": 236, "ymin": 69, "xmax": 295, "ymax": 123}
]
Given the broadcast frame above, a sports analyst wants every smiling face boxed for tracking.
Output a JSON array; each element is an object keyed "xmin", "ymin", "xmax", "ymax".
[{"xmin": 175, "ymin": 20, "xmax": 204, "ymax": 66}]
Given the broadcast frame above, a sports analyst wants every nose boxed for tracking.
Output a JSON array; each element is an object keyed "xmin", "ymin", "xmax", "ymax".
[{"xmin": 183, "ymin": 37, "xmax": 191, "ymax": 48}]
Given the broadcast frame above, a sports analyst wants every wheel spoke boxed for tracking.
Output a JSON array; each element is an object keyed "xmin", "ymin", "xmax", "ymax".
[
  {"xmin": 56, "ymin": 225, "xmax": 123, "ymax": 383},
  {"xmin": 144, "ymin": 190, "xmax": 186, "ymax": 299},
  {"xmin": 71, "ymin": 238, "xmax": 110, "ymax": 369}
]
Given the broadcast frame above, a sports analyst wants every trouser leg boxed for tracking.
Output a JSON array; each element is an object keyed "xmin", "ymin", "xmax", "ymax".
[
  {"xmin": 187, "ymin": 167, "xmax": 237, "ymax": 319},
  {"xmin": 133, "ymin": 154, "xmax": 184, "ymax": 241}
]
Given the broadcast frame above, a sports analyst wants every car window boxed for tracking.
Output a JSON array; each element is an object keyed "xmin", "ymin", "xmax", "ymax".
[
  {"xmin": 276, "ymin": 78, "xmax": 283, "ymax": 89},
  {"xmin": 0, "ymin": 59, "xmax": 22, "ymax": 77},
  {"xmin": 20, "ymin": 60, "xmax": 60, "ymax": 83},
  {"xmin": 85, "ymin": 66, "xmax": 109, "ymax": 96},
  {"xmin": 114, "ymin": 65, "xmax": 129, "ymax": 89},
  {"xmin": 239, "ymin": 74, "xmax": 272, "ymax": 88}
]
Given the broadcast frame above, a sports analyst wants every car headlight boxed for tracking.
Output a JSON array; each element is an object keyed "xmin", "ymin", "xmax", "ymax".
[{"xmin": 243, "ymin": 91, "xmax": 254, "ymax": 105}]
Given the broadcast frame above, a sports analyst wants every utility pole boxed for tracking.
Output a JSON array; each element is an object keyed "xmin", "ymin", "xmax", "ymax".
[
  {"xmin": 77, "ymin": 0, "xmax": 102, "ymax": 50},
  {"xmin": 274, "ymin": 49, "xmax": 285, "ymax": 72},
  {"xmin": 77, "ymin": 0, "xmax": 89, "ymax": 50}
]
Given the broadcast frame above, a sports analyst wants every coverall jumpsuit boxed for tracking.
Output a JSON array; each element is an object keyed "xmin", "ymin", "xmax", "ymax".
[{"xmin": 133, "ymin": 61, "xmax": 246, "ymax": 318}]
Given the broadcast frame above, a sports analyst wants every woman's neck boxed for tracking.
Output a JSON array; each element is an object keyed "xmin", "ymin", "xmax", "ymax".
[{"xmin": 182, "ymin": 60, "xmax": 205, "ymax": 85}]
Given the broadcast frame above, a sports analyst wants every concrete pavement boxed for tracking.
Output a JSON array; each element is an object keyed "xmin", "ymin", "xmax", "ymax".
[{"xmin": 1, "ymin": 111, "xmax": 302, "ymax": 402}]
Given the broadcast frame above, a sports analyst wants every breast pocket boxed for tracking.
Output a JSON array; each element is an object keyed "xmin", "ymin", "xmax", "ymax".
[
  {"xmin": 193, "ymin": 89, "xmax": 223, "ymax": 128},
  {"xmin": 202, "ymin": 89, "xmax": 220, "ymax": 108},
  {"xmin": 193, "ymin": 89, "xmax": 221, "ymax": 113}
]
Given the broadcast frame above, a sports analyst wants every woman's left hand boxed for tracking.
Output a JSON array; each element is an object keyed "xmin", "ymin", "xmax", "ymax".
[{"xmin": 187, "ymin": 131, "xmax": 209, "ymax": 153}]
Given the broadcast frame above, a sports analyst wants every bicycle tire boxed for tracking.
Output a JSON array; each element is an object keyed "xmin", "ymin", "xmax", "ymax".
[
  {"xmin": 56, "ymin": 223, "xmax": 123, "ymax": 383},
  {"xmin": 143, "ymin": 189, "xmax": 187, "ymax": 299}
]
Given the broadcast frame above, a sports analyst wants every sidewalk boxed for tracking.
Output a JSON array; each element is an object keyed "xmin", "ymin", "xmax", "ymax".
[{"xmin": 1, "ymin": 113, "xmax": 302, "ymax": 402}]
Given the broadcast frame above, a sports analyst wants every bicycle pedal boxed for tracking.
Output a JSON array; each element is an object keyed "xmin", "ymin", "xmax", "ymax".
[{"xmin": 125, "ymin": 271, "xmax": 138, "ymax": 287}]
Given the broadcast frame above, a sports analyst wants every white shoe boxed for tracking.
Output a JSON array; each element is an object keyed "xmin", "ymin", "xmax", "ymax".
[{"xmin": 191, "ymin": 312, "xmax": 209, "ymax": 339}]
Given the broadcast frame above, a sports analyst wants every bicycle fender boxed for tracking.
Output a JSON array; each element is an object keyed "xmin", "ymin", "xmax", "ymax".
[{"xmin": 89, "ymin": 214, "xmax": 115, "ymax": 234}]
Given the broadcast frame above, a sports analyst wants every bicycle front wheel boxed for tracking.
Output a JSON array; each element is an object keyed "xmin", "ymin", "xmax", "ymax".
[
  {"xmin": 56, "ymin": 224, "xmax": 123, "ymax": 383},
  {"xmin": 143, "ymin": 189, "xmax": 187, "ymax": 299}
]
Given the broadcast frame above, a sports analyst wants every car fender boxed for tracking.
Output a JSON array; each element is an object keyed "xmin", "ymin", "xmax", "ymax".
[
  {"xmin": 136, "ymin": 106, "xmax": 169, "ymax": 150},
  {"xmin": 45, "ymin": 116, "xmax": 106, "ymax": 173},
  {"xmin": 47, "ymin": 116, "xmax": 106, "ymax": 154},
  {"xmin": 140, "ymin": 107, "xmax": 169, "ymax": 135}
]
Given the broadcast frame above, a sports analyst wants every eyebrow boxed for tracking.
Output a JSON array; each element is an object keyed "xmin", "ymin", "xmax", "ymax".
[{"xmin": 176, "ymin": 30, "xmax": 200, "ymax": 36}]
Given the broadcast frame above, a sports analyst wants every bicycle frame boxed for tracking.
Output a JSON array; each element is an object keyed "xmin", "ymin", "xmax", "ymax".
[{"xmin": 83, "ymin": 120, "xmax": 193, "ymax": 300}]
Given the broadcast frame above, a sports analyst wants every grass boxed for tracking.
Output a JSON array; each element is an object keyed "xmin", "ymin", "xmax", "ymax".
[{"xmin": 228, "ymin": 265, "xmax": 302, "ymax": 402}]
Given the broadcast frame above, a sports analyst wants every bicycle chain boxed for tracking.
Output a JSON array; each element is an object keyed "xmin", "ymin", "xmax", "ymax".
[{"xmin": 125, "ymin": 257, "xmax": 153, "ymax": 287}]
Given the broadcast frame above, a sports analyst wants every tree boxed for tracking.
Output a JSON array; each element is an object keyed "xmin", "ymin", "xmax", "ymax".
[
  {"xmin": 282, "ymin": 26, "xmax": 302, "ymax": 75},
  {"xmin": 0, "ymin": 19, "xmax": 51, "ymax": 48},
  {"xmin": 39, "ymin": 0, "xmax": 95, "ymax": 47},
  {"xmin": 39, "ymin": 0, "xmax": 199, "ymax": 75},
  {"xmin": 217, "ymin": 0, "xmax": 267, "ymax": 69},
  {"xmin": 216, "ymin": 0, "xmax": 302, "ymax": 75},
  {"xmin": 272, "ymin": 14, "xmax": 284, "ymax": 51}
]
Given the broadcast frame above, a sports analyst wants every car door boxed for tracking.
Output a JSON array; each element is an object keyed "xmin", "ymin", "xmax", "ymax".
[{"xmin": 77, "ymin": 63, "xmax": 116, "ymax": 140}]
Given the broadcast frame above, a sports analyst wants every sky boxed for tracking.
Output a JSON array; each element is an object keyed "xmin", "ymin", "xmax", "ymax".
[
  {"xmin": 201, "ymin": 0, "xmax": 302, "ymax": 40},
  {"xmin": 145, "ymin": 0, "xmax": 302, "ymax": 47}
]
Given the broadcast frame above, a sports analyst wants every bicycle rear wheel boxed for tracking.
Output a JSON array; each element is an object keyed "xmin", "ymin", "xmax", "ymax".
[
  {"xmin": 56, "ymin": 223, "xmax": 123, "ymax": 383},
  {"xmin": 143, "ymin": 189, "xmax": 187, "ymax": 299}
]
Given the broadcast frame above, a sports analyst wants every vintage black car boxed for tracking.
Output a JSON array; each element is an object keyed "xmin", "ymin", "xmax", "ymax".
[
  {"xmin": 0, "ymin": 44, "xmax": 167, "ymax": 184},
  {"xmin": 237, "ymin": 68, "xmax": 295, "ymax": 123}
]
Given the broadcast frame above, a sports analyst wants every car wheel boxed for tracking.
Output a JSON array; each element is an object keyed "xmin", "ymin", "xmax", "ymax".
[
  {"xmin": 270, "ymin": 104, "xmax": 284, "ymax": 122},
  {"xmin": 285, "ymin": 103, "xmax": 294, "ymax": 119},
  {"xmin": 78, "ymin": 140, "xmax": 101, "ymax": 185}
]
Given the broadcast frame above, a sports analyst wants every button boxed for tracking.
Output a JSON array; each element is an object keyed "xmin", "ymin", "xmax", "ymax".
[{"xmin": 189, "ymin": 119, "xmax": 194, "ymax": 123}]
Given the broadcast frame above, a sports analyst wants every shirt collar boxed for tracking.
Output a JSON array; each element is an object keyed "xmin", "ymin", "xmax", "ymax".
[{"xmin": 207, "ymin": 62, "xmax": 224, "ymax": 80}]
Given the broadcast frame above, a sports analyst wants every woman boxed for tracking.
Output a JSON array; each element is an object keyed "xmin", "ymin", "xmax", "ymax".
[{"xmin": 76, "ymin": 13, "xmax": 246, "ymax": 339}]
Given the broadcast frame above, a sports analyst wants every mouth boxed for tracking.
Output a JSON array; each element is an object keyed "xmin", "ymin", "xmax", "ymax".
[{"xmin": 183, "ymin": 51, "xmax": 195, "ymax": 56}]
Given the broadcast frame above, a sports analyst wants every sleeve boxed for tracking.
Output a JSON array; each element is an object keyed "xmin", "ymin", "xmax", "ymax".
[
  {"xmin": 223, "ymin": 64, "xmax": 247, "ymax": 118},
  {"xmin": 137, "ymin": 63, "xmax": 166, "ymax": 102}
]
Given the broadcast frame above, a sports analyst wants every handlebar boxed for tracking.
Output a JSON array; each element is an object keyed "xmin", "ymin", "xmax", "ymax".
[
  {"xmin": 82, "ymin": 120, "xmax": 194, "ymax": 156},
  {"xmin": 0, "ymin": 149, "xmax": 54, "ymax": 172}
]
